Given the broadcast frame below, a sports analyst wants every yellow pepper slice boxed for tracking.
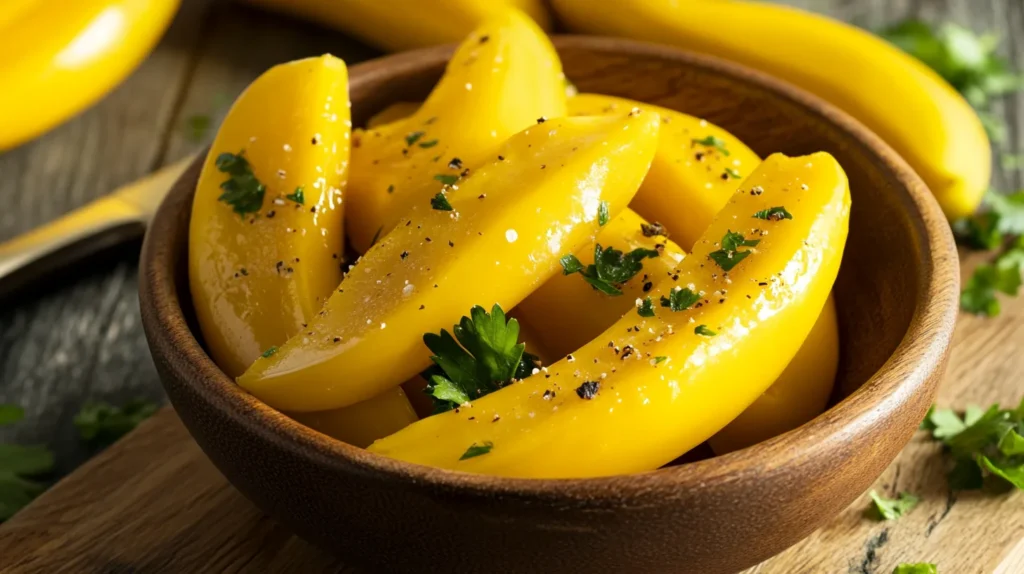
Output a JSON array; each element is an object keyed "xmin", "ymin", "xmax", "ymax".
[
  {"xmin": 368, "ymin": 152, "xmax": 850, "ymax": 478},
  {"xmin": 517, "ymin": 209, "xmax": 686, "ymax": 358},
  {"xmin": 239, "ymin": 112, "xmax": 663, "ymax": 412},
  {"xmin": 0, "ymin": 0, "xmax": 180, "ymax": 150},
  {"xmin": 568, "ymin": 94, "xmax": 760, "ymax": 251},
  {"xmin": 189, "ymin": 55, "xmax": 416, "ymax": 443},
  {"xmin": 241, "ymin": 0, "xmax": 551, "ymax": 52},
  {"xmin": 346, "ymin": 9, "xmax": 567, "ymax": 252}
]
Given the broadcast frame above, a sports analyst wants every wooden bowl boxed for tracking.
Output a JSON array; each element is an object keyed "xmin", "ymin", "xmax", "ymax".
[{"xmin": 139, "ymin": 37, "xmax": 958, "ymax": 573}]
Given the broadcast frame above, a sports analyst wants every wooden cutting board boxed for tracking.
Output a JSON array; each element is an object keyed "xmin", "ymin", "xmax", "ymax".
[{"xmin": 1, "ymin": 253, "xmax": 1023, "ymax": 573}]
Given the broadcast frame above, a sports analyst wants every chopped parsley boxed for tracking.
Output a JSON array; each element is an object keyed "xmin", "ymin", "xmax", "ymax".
[
  {"xmin": 694, "ymin": 325, "xmax": 716, "ymax": 336},
  {"xmin": 421, "ymin": 304, "xmax": 540, "ymax": 413},
  {"xmin": 653, "ymin": 356, "xmax": 668, "ymax": 364},
  {"xmin": 723, "ymin": 167, "xmax": 742, "ymax": 179},
  {"xmin": 868, "ymin": 490, "xmax": 919, "ymax": 521},
  {"xmin": 434, "ymin": 174, "xmax": 459, "ymax": 186},
  {"xmin": 74, "ymin": 399, "xmax": 159, "ymax": 448},
  {"xmin": 0, "ymin": 403, "xmax": 54, "ymax": 520},
  {"xmin": 956, "ymin": 192, "xmax": 1024, "ymax": 316},
  {"xmin": 892, "ymin": 564, "xmax": 937, "ymax": 574},
  {"xmin": 418, "ymin": 139, "xmax": 439, "ymax": 148},
  {"xmin": 921, "ymin": 398, "xmax": 1024, "ymax": 490},
  {"xmin": 691, "ymin": 135, "xmax": 730, "ymax": 156},
  {"xmin": 598, "ymin": 201, "xmax": 610, "ymax": 226},
  {"xmin": 261, "ymin": 346, "xmax": 278, "ymax": 358},
  {"xmin": 640, "ymin": 222, "xmax": 667, "ymax": 237},
  {"xmin": 637, "ymin": 296, "xmax": 656, "ymax": 317},
  {"xmin": 286, "ymin": 186, "xmax": 305, "ymax": 205},
  {"xmin": 709, "ymin": 230, "xmax": 760, "ymax": 272},
  {"xmin": 431, "ymin": 192, "xmax": 453, "ymax": 211},
  {"xmin": 753, "ymin": 206, "xmax": 793, "ymax": 221},
  {"xmin": 960, "ymin": 247, "xmax": 1023, "ymax": 316},
  {"xmin": 215, "ymin": 152, "xmax": 266, "ymax": 217},
  {"xmin": 660, "ymin": 287, "xmax": 700, "ymax": 311},
  {"xmin": 575, "ymin": 381, "xmax": 600, "ymax": 400},
  {"xmin": 460, "ymin": 441, "xmax": 493, "ymax": 460},
  {"xmin": 404, "ymin": 131, "xmax": 425, "ymax": 146},
  {"xmin": 559, "ymin": 244, "xmax": 660, "ymax": 296}
]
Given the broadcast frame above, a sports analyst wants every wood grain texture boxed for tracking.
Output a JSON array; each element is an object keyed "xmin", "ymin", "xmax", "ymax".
[{"xmin": 0, "ymin": 0, "xmax": 1021, "ymax": 572}]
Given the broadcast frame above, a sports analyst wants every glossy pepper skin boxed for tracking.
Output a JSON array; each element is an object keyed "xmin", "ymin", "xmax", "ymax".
[
  {"xmin": 189, "ymin": 55, "xmax": 416, "ymax": 443},
  {"xmin": 551, "ymin": 0, "xmax": 990, "ymax": 220},
  {"xmin": 346, "ymin": 9, "xmax": 567, "ymax": 252},
  {"xmin": 368, "ymin": 152, "xmax": 850, "ymax": 478},
  {"xmin": 238, "ymin": 112, "xmax": 662, "ymax": 412},
  {"xmin": 241, "ymin": 0, "xmax": 550, "ymax": 52},
  {"xmin": 568, "ymin": 94, "xmax": 760, "ymax": 251},
  {"xmin": 0, "ymin": 0, "xmax": 180, "ymax": 150}
]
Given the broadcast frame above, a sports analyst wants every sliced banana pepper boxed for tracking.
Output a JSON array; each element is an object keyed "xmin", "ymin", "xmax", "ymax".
[
  {"xmin": 239, "ymin": 112, "xmax": 662, "ymax": 412},
  {"xmin": 368, "ymin": 152, "xmax": 850, "ymax": 478},
  {"xmin": 189, "ymin": 55, "xmax": 416, "ymax": 445},
  {"xmin": 346, "ymin": 9, "xmax": 567, "ymax": 252}
]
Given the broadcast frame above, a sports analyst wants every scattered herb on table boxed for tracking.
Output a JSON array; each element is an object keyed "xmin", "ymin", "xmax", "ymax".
[
  {"xmin": 868, "ymin": 490, "xmax": 919, "ymax": 520},
  {"xmin": 215, "ymin": 151, "xmax": 266, "ymax": 217},
  {"xmin": 422, "ymin": 304, "xmax": 540, "ymax": 413},
  {"xmin": 0, "ymin": 404, "xmax": 54, "ymax": 521},
  {"xmin": 74, "ymin": 399, "xmax": 159, "ymax": 448},
  {"xmin": 560, "ymin": 244, "xmax": 659, "ymax": 296},
  {"xmin": 921, "ymin": 398, "xmax": 1024, "ymax": 490}
]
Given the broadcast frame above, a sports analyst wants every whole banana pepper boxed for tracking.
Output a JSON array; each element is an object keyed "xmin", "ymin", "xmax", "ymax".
[
  {"xmin": 0, "ymin": 0, "xmax": 180, "ymax": 150},
  {"xmin": 238, "ymin": 112, "xmax": 662, "ymax": 412},
  {"xmin": 369, "ymin": 152, "xmax": 851, "ymax": 478},
  {"xmin": 551, "ymin": 0, "xmax": 990, "ymax": 220},
  {"xmin": 189, "ymin": 55, "xmax": 416, "ymax": 446},
  {"xmin": 346, "ymin": 9, "xmax": 567, "ymax": 252}
]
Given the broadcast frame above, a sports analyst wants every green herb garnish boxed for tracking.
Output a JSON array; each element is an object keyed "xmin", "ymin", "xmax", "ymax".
[
  {"xmin": 422, "ymin": 304, "xmax": 539, "ymax": 413},
  {"xmin": 637, "ymin": 297, "xmax": 656, "ymax": 317},
  {"xmin": 419, "ymin": 139, "xmax": 439, "ymax": 148},
  {"xmin": 709, "ymin": 230, "xmax": 760, "ymax": 272},
  {"xmin": 559, "ymin": 244, "xmax": 660, "ymax": 296},
  {"xmin": 261, "ymin": 346, "xmax": 278, "ymax": 358},
  {"xmin": 921, "ymin": 398, "xmax": 1024, "ymax": 490},
  {"xmin": 74, "ymin": 399, "xmax": 159, "ymax": 448},
  {"xmin": 724, "ymin": 167, "xmax": 742, "ymax": 179},
  {"xmin": 660, "ymin": 287, "xmax": 701, "ymax": 311},
  {"xmin": 431, "ymin": 192, "xmax": 453, "ymax": 211},
  {"xmin": 0, "ymin": 404, "xmax": 54, "ymax": 521},
  {"xmin": 460, "ymin": 441, "xmax": 494, "ymax": 460},
  {"xmin": 753, "ymin": 206, "xmax": 793, "ymax": 221},
  {"xmin": 434, "ymin": 174, "xmax": 459, "ymax": 186},
  {"xmin": 215, "ymin": 152, "xmax": 266, "ymax": 217},
  {"xmin": 405, "ymin": 131, "xmax": 425, "ymax": 146},
  {"xmin": 694, "ymin": 325, "xmax": 717, "ymax": 336},
  {"xmin": 892, "ymin": 564, "xmax": 937, "ymax": 574},
  {"xmin": 286, "ymin": 186, "xmax": 305, "ymax": 205},
  {"xmin": 869, "ymin": 490, "xmax": 919, "ymax": 521},
  {"xmin": 653, "ymin": 356, "xmax": 668, "ymax": 364},
  {"xmin": 692, "ymin": 135, "xmax": 730, "ymax": 156},
  {"xmin": 598, "ymin": 201, "xmax": 610, "ymax": 226}
]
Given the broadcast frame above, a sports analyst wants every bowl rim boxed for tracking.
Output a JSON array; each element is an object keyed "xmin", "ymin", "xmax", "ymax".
[{"xmin": 140, "ymin": 35, "xmax": 959, "ymax": 500}]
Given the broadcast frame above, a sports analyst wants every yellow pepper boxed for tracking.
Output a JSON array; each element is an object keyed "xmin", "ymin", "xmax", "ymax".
[
  {"xmin": 369, "ymin": 152, "xmax": 851, "ymax": 478},
  {"xmin": 189, "ymin": 55, "xmax": 415, "ymax": 444},
  {"xmin": 240, "ymin": 0, "xmax": 550, "ymax": 52},
  {"xmin": 238, "ymin": 112, "xmax": 663, "ymax": 412},
  {"xmin": 346, "ymin": 9, "xmax": 567, "ymax": 252},
  {"xmin": 550, "ymin": 0, "xmax": 990, "ymax": 219},
  {"xmin": 0, "ymin": 0, "xmax": 180, "ymax": 150}
]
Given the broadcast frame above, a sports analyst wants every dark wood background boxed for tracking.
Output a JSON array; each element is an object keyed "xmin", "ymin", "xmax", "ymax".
[{"xmin": 0, "ymin": 0, "xmax": 1019, "ymax": 484}]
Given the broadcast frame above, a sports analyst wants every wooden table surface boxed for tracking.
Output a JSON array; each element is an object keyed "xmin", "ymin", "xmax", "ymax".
[{"xmin": 1, "ymin": 0, "xmax": 1023, "ymax": 571}]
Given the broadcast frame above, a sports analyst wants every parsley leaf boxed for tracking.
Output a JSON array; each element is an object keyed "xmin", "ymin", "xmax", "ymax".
[
  {"xmin": 709, "ymin": 230, "xmax": 760, "ymax": 272},
  {"xmin": 0, "ymin": 404, "xmax": 54, "ymax": 521},
  {"xmin": 434, "ymin": 174, "xmax": 459, "ymax": 186},
  {"xmin": 460, "ymin": 441, "xmax": 493, "ymax": 460},
  {"xmin": 869, "ymin": 490, "xmax": 919, "ymax": 520},
  {"xmin": 431, "ymin": 192, "xmax": 453, "ymax": 211},
  {"xmin": 694, "ymin": 325, "xmax": 717, "ymax": 336},
  {"xmin": 560, "ymin": 244, "xmax": 660, "ymax": 296},
  {"xmin": 405, "ymin": 131, "xmax": 425, "ymax": 146},
  {"xmin": 598, "ymin": 201, "xmax": 610, "ymax": 226},
  {"xmin": 960, "ymin": 249, "xmax": 1023, "ymax": 316},
  {"xmin": 692, "ymin": 135, "xmax": 730, "ymax": 156},
  {"xmin": 286, "ymin": 186, "xmax": 305, "ymax": 204},
  {"xmin": 74, "ymin": 399, "xmax": 159, "ymax": 448},
  {"xmin": 637, "ymin": 296, "xmax": 656, "ymax": 317},
  {"xmin": 922, "ymin": 398, "xmax": 1024, "ymax": 490},
  {"xmin": 753, "ymin": 206, "xmax": 793, "ymax": 221},
  {"xmin": 261, "ymin": 346, "xmax": 278, "ymax": 358},
  {"xmin": 892, "ymin": 564, "xmax": 937, "ymax": 574},
  {"xmin": 661, "ymin": 287, "xmax": 701, "ymax": 311},
  {"xmin": 724, "ymin": 167, "xmax": 742, "ymax": 179},
  {"xmin": 215, "ymin": 152, "xmax": 266, "ymax": 217},
  {"xmin": 422, "ymin": 304, "xmax": 538, "ymax": 413},
  {"xmin": 418, "ymin": 139, "xmax": 439, "ymax": 148}
]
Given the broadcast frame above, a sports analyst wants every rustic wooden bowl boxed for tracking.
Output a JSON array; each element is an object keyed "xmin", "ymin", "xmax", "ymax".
[{"xmin": 139, "ymin": 37, "xmax": 959, "ymax": 573}]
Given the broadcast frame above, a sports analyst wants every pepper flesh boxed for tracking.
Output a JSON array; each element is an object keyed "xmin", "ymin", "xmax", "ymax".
[
  {"xmin": 550, "ymin": 0, "xmax": 990, "ymax": 219},
  {"xmin": 241, "ymin": 0, "xmax": 551, "ymax": 52},
  {"xmin": 346, "ymin": 9, "xmax": 567, "ymax": 252},
  {"xmin": 368, "ymin": 152, "xmax": 850, "ymax": 478},
  {"xmin": 0, "ymin": 0, "xmax": 180, "ymax": 150},
  {"xmin": 189, "ymin": 55, "xmax": 415, "ymax": 443},
  {"xmin": 239, "ymin": 112, "xmax": 662, "ymax": 412}
]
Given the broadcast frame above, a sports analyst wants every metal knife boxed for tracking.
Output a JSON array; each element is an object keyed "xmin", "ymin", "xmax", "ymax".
[{"xmin": 0, "ymin": 155, "xmax": 197, "ymax": 298}]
